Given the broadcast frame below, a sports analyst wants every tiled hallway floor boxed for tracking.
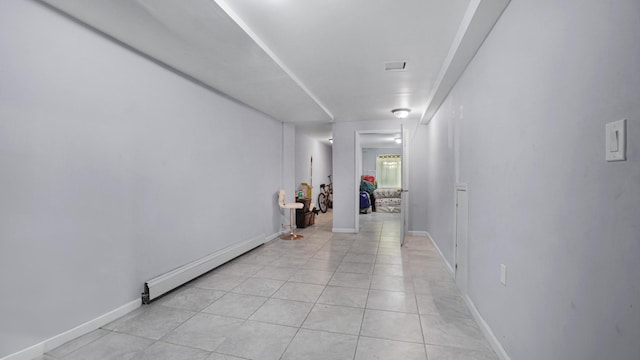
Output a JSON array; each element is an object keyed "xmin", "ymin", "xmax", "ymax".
[{"xmin": 38, "ymin": 210, "xmax": 498, "ymax": 360}]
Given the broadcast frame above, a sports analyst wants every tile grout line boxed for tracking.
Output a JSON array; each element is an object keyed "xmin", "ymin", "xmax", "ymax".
[
  {"xmin": 407, "ymin": 234, "xmax": 431, "ymax": 358},
  {"xmin": 275, "ymin": 225, "xmax": 341, "ymax": 360},
  {"xmin": 354, "ymin": 212, "xmax": 385, "ymax": 360}
]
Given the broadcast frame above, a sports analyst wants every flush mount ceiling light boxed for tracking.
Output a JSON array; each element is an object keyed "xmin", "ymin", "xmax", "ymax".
[{"xmin": 391, "ymin": 108, "xmax": 411, "ymax": 119}]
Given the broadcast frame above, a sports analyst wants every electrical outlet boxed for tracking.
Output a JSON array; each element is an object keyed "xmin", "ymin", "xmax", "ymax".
[{"xmin": 500, "ymin": 264, "xmax": 507, "ymax": 286}]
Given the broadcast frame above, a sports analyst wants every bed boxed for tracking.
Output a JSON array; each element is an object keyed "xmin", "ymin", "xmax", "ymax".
[{"xmin": 373, "ymin": 188, "xmax": 401, "ymax": 213}]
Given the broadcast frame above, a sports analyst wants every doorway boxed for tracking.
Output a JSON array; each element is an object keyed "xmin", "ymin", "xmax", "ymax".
[
  {"xmin": 354, "ymin": 127, "xmax": 409, "ymax": 241},
  {"xmin": 454, "ymin": 184, "xmax": 468, "ymax": 293}
]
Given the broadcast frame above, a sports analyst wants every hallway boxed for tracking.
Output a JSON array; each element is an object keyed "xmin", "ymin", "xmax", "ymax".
[{"xmin": 38, "ymin": 211, "xmax": 497, "ymax": 360}]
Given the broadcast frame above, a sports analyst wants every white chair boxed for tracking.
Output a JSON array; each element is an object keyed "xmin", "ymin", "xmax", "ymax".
[{"xmin": 278, "ymin": 189, "xmax": 304, "ymax": 240}]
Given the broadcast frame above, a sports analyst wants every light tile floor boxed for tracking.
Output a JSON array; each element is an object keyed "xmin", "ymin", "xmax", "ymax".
[{"xmin": 38, "ymin": 210, "xmax": 499, "ymax": 360}]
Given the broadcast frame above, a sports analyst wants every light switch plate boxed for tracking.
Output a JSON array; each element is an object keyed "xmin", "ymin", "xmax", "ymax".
[
  {"xmin": 500, "ymin": 264, "xmax": 507, "ymax": 286},
  {"xmin": 606, "ymin": 119, "xmax": 627, "ymax": 161}
]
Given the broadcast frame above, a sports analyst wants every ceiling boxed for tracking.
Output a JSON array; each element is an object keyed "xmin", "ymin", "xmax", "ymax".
[
  {"xmin": 360, "ymin": 133, "xmax": 402, "ymax": 149},
  {"xmin": 42, "ymin": 0, "xmax": 509, "ymax": 143}
]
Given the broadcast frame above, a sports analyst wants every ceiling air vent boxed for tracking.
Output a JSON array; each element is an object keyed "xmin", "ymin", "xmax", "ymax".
[{"xmin": 384, "ymin": 61, "xmax": 406, "ymax": 71}]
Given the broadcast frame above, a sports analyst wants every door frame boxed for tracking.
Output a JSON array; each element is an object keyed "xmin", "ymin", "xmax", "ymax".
[
  {"xmin": 454, "ymin": 183, "xmax": 468, "ymax": 293},
  {"xmin": 354, "ymin": 129, "xmax": 407, "ymax": 234},
  {"xmin": 400, "ymin": 124, "xmax": 409, "ymax": 245}
]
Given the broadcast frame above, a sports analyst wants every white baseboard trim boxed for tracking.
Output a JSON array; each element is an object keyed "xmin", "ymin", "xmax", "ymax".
[
  {"xmin": 425, "ymin": 230, "xmax": 510, "ymax": 360},
  {"xmin": 463, "ymin": 294, "xmax": 511, "ymax": 360},
  {"xmin": 407, "ymin": 230, "xmax": 428, "ymax": 237},
  {"xmin": 1, "ymin": 341, "xmax": 42, "ymax": 360},
  {"xmin": 1, "ymin": 299, "xmax": 140, "ymax": 360},
  {"xmin": 425, "ymin": 231, "xmax": 454, "ymax": 274},
  {"xmin": 332, "ymin": 227, "xmax": 356, "ymax": 233},
  {"xmin": 265, "ymin": 231, "xmax": 285, "ymax": 242}
]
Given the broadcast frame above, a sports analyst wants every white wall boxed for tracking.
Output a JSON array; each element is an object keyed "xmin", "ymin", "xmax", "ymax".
[
  {"xmin": 0, "ymin": 1, "xmax": 293, "ymax": 357},
  {"xmin": 332, "ymin": 120, "xmax": 428, "ymax": 233},
  {"xmin": 424, "ymin": 1, "xmax": 640, "ymax": 359},
  {"xmin": 295, "ymin": 132, "xmax": 332, "ymax": 204},
  {"xmin": 408, "ymin": 125, "xmax": 429, "ymax": 234},
  {"xmin": 281, "ymin": 123, "xmax": 297, "ymax": 222}
]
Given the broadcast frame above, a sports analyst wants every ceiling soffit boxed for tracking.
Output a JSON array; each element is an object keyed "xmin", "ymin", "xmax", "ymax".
[
  {"xmin": 42, "ymin": 0, "xmax": 333, "ymax": 124},
  {"xmin": 41, "ymin": 0, "xmax": 510, "ymax": 129}
]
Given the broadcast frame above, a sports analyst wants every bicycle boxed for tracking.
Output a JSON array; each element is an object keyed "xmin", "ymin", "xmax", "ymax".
[{"xmin": 317, "ymin": 175, "xmax": 333, "ymax": 213}]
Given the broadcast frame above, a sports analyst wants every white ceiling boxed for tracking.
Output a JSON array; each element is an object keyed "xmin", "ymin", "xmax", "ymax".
[
  {"xmin": 360, "ymin": 133, "xmax": 402, "ymax": 149},
  {"xmin": 42, "ymin": 0, "xmax": 509, "ymax": 143}
]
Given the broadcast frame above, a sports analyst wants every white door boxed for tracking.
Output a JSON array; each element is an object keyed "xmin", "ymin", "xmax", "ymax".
[
  {"xmin": 455, "ymin": 185, "xmax": 468, "ymax": 293},
  {"xmin": 400, "ymin": 124, "xmax": 409, "ymax": 245},
  {"xmin": 354, "ymin": 131, "xmax": 361, "ymax": 233}
]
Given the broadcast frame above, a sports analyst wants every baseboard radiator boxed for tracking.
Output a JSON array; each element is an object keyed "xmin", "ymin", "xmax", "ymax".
[{"xmin": 142, "ymin": 234, "xmax": 265, "ymax": 303}]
